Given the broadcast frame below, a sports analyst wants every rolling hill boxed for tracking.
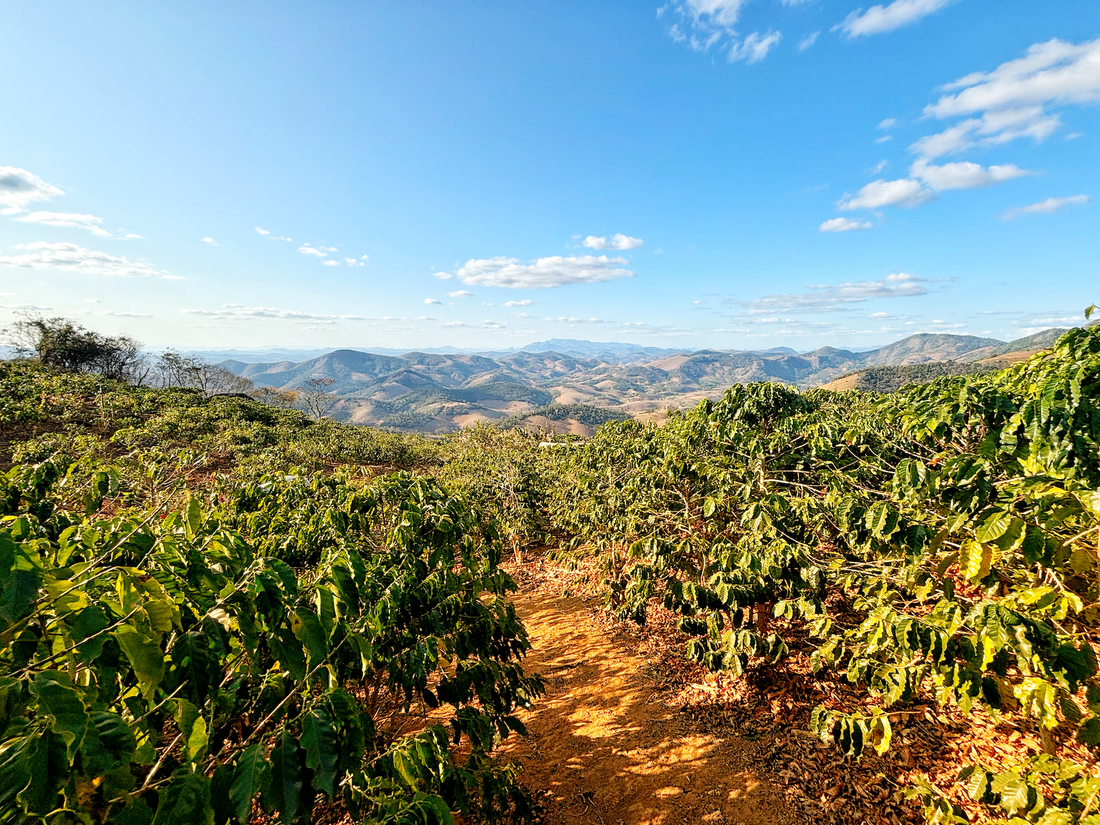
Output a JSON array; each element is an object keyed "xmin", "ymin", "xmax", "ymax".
[{"xmin": 220, "ymin": 327, "xmax": 1078, "ymax": 433}]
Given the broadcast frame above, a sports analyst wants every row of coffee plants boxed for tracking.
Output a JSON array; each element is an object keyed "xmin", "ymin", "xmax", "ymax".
[
  {"xmin": 0, "ymin": 367, "xmax": 543, "ymax": 822},
  {"xmin": 543, "ymin": 323, "xmax": 1100, "ymax": 823}
]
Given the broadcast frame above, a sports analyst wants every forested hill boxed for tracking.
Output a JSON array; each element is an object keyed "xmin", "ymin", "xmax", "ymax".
[{"xmin": 219, "ymin": 329, "xmax": 1061, "ymax": 432}]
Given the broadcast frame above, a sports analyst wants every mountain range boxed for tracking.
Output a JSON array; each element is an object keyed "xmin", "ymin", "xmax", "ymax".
[{"xmin": 220, "ymin": 328, "xmax": 1074, "ymax": 434}]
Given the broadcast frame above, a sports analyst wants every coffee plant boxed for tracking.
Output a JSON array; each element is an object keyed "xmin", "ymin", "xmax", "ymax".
[
  {"xmin": 544, "ymin": 321, "xmax": 1100, "ymax": 823},
  {"xmin": 0, "ymin": 453, "xmax": 542, "ymax": 823}
]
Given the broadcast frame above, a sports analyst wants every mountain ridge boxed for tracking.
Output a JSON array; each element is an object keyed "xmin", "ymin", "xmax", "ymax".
[{"xmin": 219, "ymin": 327, "xmax": 1076, "ymax": 433}]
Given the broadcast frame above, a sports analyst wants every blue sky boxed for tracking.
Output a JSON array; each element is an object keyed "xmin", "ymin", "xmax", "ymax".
[{"xmin": 1, "ymin": 0, "xmax": 1098, "ymax": 351}]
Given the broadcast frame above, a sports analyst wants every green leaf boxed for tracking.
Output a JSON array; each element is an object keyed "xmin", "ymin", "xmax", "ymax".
[
  {"xmin": 30, "ymin": 671, "xmax": 88, "ymax": 752},
  {"xmin": 230, "ymin": 744, "xmax": 271, "ymax": 824},
  {"xmin": 990, "ymin": 773, "xmax": 1029, "ymax": 816},
  {"xmin": 975, "ymin": 509, "xmax": 1012, "ymax": 544},
  {"xmin": 301, "ymin": 708, "xmax": 339, "ymax": 797},
  {"xmin": 82, "ymin": 712, "xmax": 136, "ymax": 776},
  {"xmin": 186, "ymin": 716, "xmax": 209, "ymax": 762},
  {"xmin": 263, "ymin": 732, "xmax": 302, "ymax": 824},
  {"xmin": 962, "ymin": 541, "xmax": 993, "ymax": 583},
  {"xmin": 0, "ymin": 567, "xmax": 41, "ymax": 622},
  {"xmin": 115, "ymin": 627, "xmax": 166, "ymax": 689},
  {"xmin": 151, "ymin": 767, "xmax": 214, "ymax": 825},
  {"xmin": 71, "ymin": 604, "xmax": 109, "ymax": 663},
  {"xmin": 185, "ymin": 499, "xmax": 203, "ymax": 539},
  {"xmin": 16, "ymin": 730, "xmax": 68, "ymax": 816},
  {"xmin": 393, "ymin": 748, "xmax": 419, "ymax": 787},
  {"xmin": 290, "ymin": 609, "xmax": 328, "ymax": 665}
]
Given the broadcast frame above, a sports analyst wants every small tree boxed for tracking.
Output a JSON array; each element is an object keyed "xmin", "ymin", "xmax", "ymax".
[
  {"xmin": 251, "ymin": 386, "xmax": 300, "ymax": 409},
  {"xmin": 299, "ymin": 376, "xmax": 336, "ymax": 419},
  {"xmin": 154, "ymin": 351, "xmax": 254, "ymax": 395},
  {"xmin": 5, "ymin": 315, "xmax": 144, "ymax": 382}
]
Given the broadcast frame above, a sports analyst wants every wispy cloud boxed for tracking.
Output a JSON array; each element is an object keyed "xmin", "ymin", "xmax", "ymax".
[
  {"xmin": 838, "ymin": 0, "xmax": 955, "ymax": 38},
  {"xmin": 298, "ymin": 245, "xmax": 327, "ymax": 258},
  {"xmin": 820, "ymin": 217, "xmax": 874, "ymax": 232},
  {"xmin": 182, "ymin": 304, "xmax": 370, "ymax": 323},
  {"xmin": 878, "ymin": 118, "xmax": 897, "ymax": 130},
  {"xmin": 661, "ymin": 0, "xmax": 790, "ymax": 64},
  {"xmin": 448, "ymin": 290, "xmax": 475, "ymax": 298},
  {"xmin": 16, "ymin": 211, "xmax": 112, "ymax": 237},
  {"xmin": 504, "ymin": 299, "xmax": 534, "ymax": 307},
  {"xmin": 1002, "ymin": 194, "xmax": 1090, "ymax": 219},
  {"xmin": 424, "ymin": 298, "xmax": 442, "ymax": 305},
  {"xmin": 729, "ymin": 30, "xmax": 782, "ymax": 63},
  {"xmin": 438, "ymin": 320, "xmax": 507, "ymax": 329},
  {"xmin": 441, "ymin": 255, "xmax": 635, "ymax": 289},
  {"xmin": 0, "ymin": 242, "xmax": 173, "ymax": 278},
  {"xmin": 732, "ymin": 272, "xmax": 931, "ymax": 312},
  {"xmin": 582, "ymin": 233, "xmax": 644, "ymax": 251},
  {"xmin": 0, "ymin": 166, "xmax": 63, "ymax": 215},
  {"xmin": 913, "ymin": 37, "xmax": 1100, "ymax": 159},
  {"xmin": 838, "ymin": 178, "xmax": 936, "ymax": 210},
  {"xmin": 201, "ymin": 237, "xmax": 218, "ymax": 245},
  {"xmin": 910, "ymin": 158, "xmax": 1031, "ymax": 190},
  {"xmin": 798, "ymin": 31, "xmax": 819, "ymax": 51}
]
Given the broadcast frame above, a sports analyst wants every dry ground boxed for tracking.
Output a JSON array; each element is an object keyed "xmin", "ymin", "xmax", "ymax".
[{"xmin": 500, "ymin": 562, "xmax": 798, "ymax": 825}]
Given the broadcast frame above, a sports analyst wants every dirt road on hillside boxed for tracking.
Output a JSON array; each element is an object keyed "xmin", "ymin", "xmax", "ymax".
[{"xmin": 500, "ymin": 573, "xmax": 798, "ymax": 825}]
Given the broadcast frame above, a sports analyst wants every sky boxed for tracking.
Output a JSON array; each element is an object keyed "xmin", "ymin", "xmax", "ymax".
[{"xmin": 1, "ymin": 0, "xmax": 1098, "ymax": 352}]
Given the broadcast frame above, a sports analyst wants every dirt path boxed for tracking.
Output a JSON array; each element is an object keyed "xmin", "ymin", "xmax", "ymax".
[{"xmin": 501, "ymin": 580, "xmax": 799, "ymax": 825}]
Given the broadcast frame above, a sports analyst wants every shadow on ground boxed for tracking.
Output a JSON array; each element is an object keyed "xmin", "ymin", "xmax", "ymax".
[{"xmin": 500, "ymin": 590, "xmax": 797, "ymax": 825}]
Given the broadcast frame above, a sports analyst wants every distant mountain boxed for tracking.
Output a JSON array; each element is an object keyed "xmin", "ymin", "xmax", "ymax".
[
  {"xmin": 217, "ymin": 328, "xmax": 1083, "ymax": 434},
  {"xmin": 860, "ymin": 333, "xmax": 1003, "ymax": 366},
  {"xmin": 515, "ymin": 339, "xmax": 687, "ymax": 363}
]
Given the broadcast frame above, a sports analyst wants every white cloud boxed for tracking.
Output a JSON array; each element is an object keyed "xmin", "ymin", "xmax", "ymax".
[
  {"xmin": 914, "ymin": 37, "xmax": 1100, "ymax": 159},
  {"xmin": 15, "ymin": 210, "xmax": 112, "ymax": 237},
  {"xmin": 1003, "ymin": 194, "xmax": 1090, "ymax": 219},
  {"xmin": 869, "ymin": 160, "xmax": 889, "ymax": 174},
  {"xmin": 582, "ymin": 233, "xmax": 645, "ymax": 250},
  {"xmin": 448, "ymin": 290, "xmax": 475, "ymax": 298},
  {"xmin": 344, "ymin": 257, "xmax": 366, "ymax": 267},
  {"xmin": 878, "ymin": 118, "xmax": 898, "ymax": 130},
  {"xmin": 729, "ymin": 30, "xmax": 782, "ymax": 63},
  {"xmin": 503, "ymin": 299, "xmax": 534, "ymax": 307},
  {"xmin": 0, "ymin": 242, "xmax": 172, "ymax": 278},
  {"xmin": 298, "ymin": 246, "xmax": 327, "ymax": 257},
  {"xmin": 838, "ymin": 0, "xmax": 954, "ymax": 38},
  {"xmin": 322, "ymin": 260, "xmax": 340, "ymax": 267},
  {"xmin": 820, "ymin": 217, "xmax": 874, "ymax": 232},
  {"xmin": 662, "ymin": 1, "xmax": 789, "ymax": 64},
  {"xmin": 798, "ymin": 31, "xmax": 819, "ymax": 51},
  {"xmin": 734, "ymin": 272, "xmax": 931, "ymax": 312},
  {"xmin": 1, "ymin": 303, "xmax": 54, "ymax": 311},
  {"xmin": 837, "ymin": 178, "xmax": 936, "ymax": 209},
  {"xmin": 910, "ymin": 158, "xmax": 1030, "ymax": 190},
  {"xmin": 255, "ymin": 227, "xmax": 270, "ymax": 235},
  {"xmin": 443, "ymin": 255, "xmax": 635, "ymax": 289},
  {"xmin": 0, "ymin": 166, "xmax": 63, "ymax": 214},
  {"xmin": 201, "ymin": 237, "xmax": 218, "ymax": 245},
  {"xmin": 438, "ymin": 320, "xmax": 506, "ymax": 329},
  {"xmin": 182, "ymin": 304, "xmax": 369, "ymax": 322},
  {"xmin": 424, "ymin": 298, "xmax": 442, "ymax": 305},
  {"xmin": 875, "ymin": 135, "xmax": 893, "ymax": 144}
]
